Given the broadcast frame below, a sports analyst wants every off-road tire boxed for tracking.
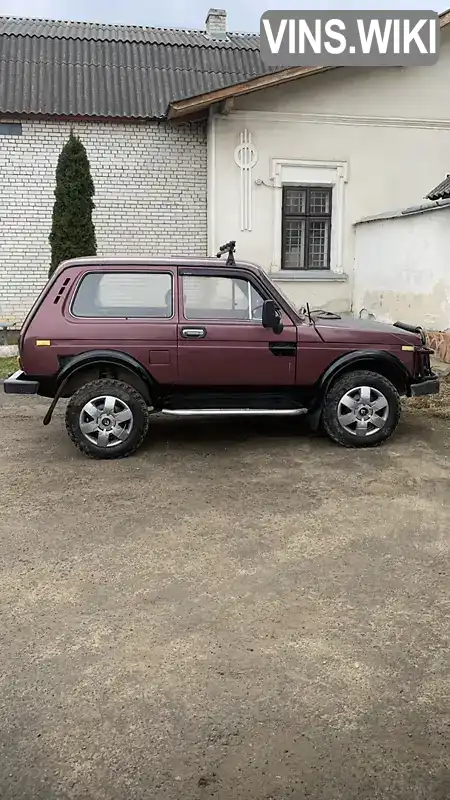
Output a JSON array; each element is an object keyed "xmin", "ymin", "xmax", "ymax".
[
  {"xmin": 322, "ymin": 369, "xmax": 401, "ymax": 449},
  {"xmin": 65, "ymin": 378, "xmax": 150, "ymax": 460}
]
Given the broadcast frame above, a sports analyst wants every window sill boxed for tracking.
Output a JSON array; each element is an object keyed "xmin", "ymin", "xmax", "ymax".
[{"xmin": 268, "ymin": 270, "xmax": 348, "ymax": 282}]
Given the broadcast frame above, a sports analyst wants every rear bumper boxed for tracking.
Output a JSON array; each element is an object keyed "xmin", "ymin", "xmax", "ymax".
[
  {"xmin": 3, "ymin": 370, "xmax": 39, "ymax": 395},
  {"xmin": 410, "ymin": 376, "xmax": 440, "ymax": 397}
]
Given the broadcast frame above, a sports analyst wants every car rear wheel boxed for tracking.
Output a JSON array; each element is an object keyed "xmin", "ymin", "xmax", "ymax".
[
  {"xmin": 322, "ymin": 370, "xmax": 401, "ymax": 448},
  {"xmin": 65, "ymin": 378, "xmax": 150, "ymax": 459}
]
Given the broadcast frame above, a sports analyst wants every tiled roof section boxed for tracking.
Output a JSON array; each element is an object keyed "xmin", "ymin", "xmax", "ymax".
[
  {"xmin": 0, "ymin": 15, "xmax": 277, "ymax": 119},
  {"xmin": 426, "ymin": 175, "xmax": 450, "ymax": 201}
]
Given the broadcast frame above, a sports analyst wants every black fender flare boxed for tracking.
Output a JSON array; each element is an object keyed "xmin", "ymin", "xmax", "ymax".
[
  {"xmin": 56, "ymin": 349, "xmax": 156, "ymax": 390},
  {"xmin": 43, "ymin": 350, "xmax": 157, "ymax": 426},
  {"xmin": 307, "ymin": 349, "xmax": 411, "ymax": 430}
]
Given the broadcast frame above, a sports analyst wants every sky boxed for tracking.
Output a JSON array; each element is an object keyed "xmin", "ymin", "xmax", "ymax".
[{"xmin": 0, "ymin": 0, "xmax": 449, "ymax": 31}]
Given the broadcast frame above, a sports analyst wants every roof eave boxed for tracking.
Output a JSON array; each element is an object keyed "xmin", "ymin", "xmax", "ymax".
[
  {"xmin": 167, "ymin": 65, "xmax": 332, "ymax": 119},
  {"xmin": 0, "ymin": 110, "xmax": 166, "ymax": 122}
]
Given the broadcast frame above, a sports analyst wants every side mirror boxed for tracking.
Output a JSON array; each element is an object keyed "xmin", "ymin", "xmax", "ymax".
[{"xmin": 262, "ymin": 299, "xmax": 284, "ymax": 333}]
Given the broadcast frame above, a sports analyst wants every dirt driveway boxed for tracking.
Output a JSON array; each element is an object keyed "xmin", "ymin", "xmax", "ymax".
[{"xmin": 0, "ymin": 394, "xmax": 449, "ymax": 800}]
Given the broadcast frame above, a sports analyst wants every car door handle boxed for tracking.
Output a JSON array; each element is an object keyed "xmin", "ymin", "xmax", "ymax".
[
  {"xmin": 180, "ymin": 327, "xmax": 207, "ymax": 339},
  {"xmin": 269, "ymin": 341, "xmax": 297, "ymax": 356}
]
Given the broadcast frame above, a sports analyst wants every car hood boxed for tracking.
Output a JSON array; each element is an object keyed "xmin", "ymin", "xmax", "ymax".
[{"xmin": 311, "ymin": 314, "xmax": 422, "ymax": 345}]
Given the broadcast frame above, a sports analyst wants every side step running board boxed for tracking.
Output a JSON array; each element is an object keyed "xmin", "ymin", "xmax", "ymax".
[{"xmin": 159, "ymin": 408, "xmax": 308, "ymax": 417}]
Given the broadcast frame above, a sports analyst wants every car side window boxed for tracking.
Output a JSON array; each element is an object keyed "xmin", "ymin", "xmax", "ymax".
[
  {"xmin": 71, "ymin": 271, "xmax": 173, "ymax": 318},
  {"xmin": 182, "ymin": 275, "xmax": 265, "ymax": 321}
]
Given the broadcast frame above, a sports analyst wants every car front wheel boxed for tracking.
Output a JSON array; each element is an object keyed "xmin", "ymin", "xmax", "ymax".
[
  {"xmin": 322, "ymin": 369, "xmax": 401, "ymax": 448},
  {"xmin": 65, "ymin": 378, "xmax": 150, "ymax": 459}
]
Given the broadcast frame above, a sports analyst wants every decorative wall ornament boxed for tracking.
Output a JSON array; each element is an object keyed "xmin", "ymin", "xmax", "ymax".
[{"xmin": 234, "ymin": 129, "xmax": 258, "ymax": 231}]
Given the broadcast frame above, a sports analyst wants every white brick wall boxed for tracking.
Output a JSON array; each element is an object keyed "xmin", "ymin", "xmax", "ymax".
[{"xmin": 0, "ymin": 118, "xmax": 207, "ymax": 326}]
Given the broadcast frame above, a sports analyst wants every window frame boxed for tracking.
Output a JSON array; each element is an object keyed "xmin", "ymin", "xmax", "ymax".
[
  {"xmin": 0, "ymin": 122, "xmax": 22, "ymax": 136},
  {"xmin": 179, "ymin": 271, "xmax": 268, "ymax": 323},
  {"xmin": 281, "ymin": 184, "xmax": 332, "ymax": 271},
  {"xmin": 69, "ymin": 269, "xmax": 175, "ymax": 320}
]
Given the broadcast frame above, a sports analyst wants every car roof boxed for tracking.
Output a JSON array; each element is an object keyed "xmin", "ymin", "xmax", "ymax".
[{"xmin": 55, "ymin": 255, "xmax": 265, "ymax": 275}]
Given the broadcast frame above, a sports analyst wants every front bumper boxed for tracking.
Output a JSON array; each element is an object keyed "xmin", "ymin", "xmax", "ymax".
[
  {"xmin": 410, "ymin": 376, "xmax": 440, "ymax": 397},
  {"xmin": 3, "ymin": 370, "xmax": 39, "ymax": 395}
]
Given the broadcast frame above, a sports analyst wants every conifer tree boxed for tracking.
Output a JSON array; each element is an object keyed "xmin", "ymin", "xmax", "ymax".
[{"xmin": 48, "ymin": 131, "xmax": 96, "ymax": 277}]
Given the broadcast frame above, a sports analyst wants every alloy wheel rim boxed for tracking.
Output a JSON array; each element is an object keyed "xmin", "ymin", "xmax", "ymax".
[
  {"xmin": 337, "ymin": 385, "xmax": 389, "ymax": 437},
  {"xmin": 79, "ymin": 395, "xmax": 134, "ymax": 447}
]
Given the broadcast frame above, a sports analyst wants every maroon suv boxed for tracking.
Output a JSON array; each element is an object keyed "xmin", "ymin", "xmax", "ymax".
[{"xmin": 4, "ymin": 241, "xmax": 439, "ymax": 459}]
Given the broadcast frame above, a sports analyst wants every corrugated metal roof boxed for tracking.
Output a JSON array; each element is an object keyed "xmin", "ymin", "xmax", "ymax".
[
  {"xmin": 0, "ymin": 16, "xmax": 261, "ymax": 48},
  {"xmin": 426, "ymin": 175, "xmax": 450, "ymax": 200},
  {"xmin": 0, "ymin": 15, "xmax": 276, "ymax": 119},
  {"xmin": 354, "ymin": 199, "xmax": 450, "ymax": 225}
]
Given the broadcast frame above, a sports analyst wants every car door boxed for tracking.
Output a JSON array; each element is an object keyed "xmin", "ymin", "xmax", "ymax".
[{"xmin": 176, "ymin": 268, "xmax": 297, "ymax": 386}]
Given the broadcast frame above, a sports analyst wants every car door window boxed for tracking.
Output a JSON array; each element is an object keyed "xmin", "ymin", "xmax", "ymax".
[{"xmin": 182, "ymin": 275, "xmax": 265, "ymax": 321}]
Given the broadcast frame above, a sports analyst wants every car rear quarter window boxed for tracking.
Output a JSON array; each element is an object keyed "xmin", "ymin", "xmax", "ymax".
[{"xmin": 71, "ymin": 271, "xmax": 173, "ymax": 318}]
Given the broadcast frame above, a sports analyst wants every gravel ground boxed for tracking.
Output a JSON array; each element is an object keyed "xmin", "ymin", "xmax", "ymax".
[{"xmin": 0, "ymin": 394, "xmax": 449, "ymax": 800}]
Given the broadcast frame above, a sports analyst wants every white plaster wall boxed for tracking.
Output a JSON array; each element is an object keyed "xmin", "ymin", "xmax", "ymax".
[
  {"xmin": 235, "ymin": 28, "xmax": 450, "ymax": 126},
  {"xmin": 211, "ymin": 27, "xmax": 450, "ymax": 314},
  {"xmin": 353, "ymin": 207, "xmax": 450, "ymax": 331},
  {"xmin": 0, "ymin": 119, "xmax": 207, "ymax": 326},
  {"xmin": 212, "ymin": 113, "xmax": 450, "ymax": 313}
]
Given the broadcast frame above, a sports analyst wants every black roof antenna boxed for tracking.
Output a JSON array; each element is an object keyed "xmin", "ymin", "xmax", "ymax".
[{"xmin": 217, "ymin": 240, "xmax": 236, "ymax": 266}]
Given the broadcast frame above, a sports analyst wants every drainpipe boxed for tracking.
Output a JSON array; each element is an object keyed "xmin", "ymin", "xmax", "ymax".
[{"xmin": 207, "ymin": 105, "xmax": 216, "ymax": 256}]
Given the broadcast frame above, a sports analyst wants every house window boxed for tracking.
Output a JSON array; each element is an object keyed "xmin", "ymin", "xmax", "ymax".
[
  {"xmin": 282, "ymin": 185, "xmax": 332, "ymax": 270},
  {"xmin": 0, "ymin": 122, "xmax": 22, "ymax": 136}
]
